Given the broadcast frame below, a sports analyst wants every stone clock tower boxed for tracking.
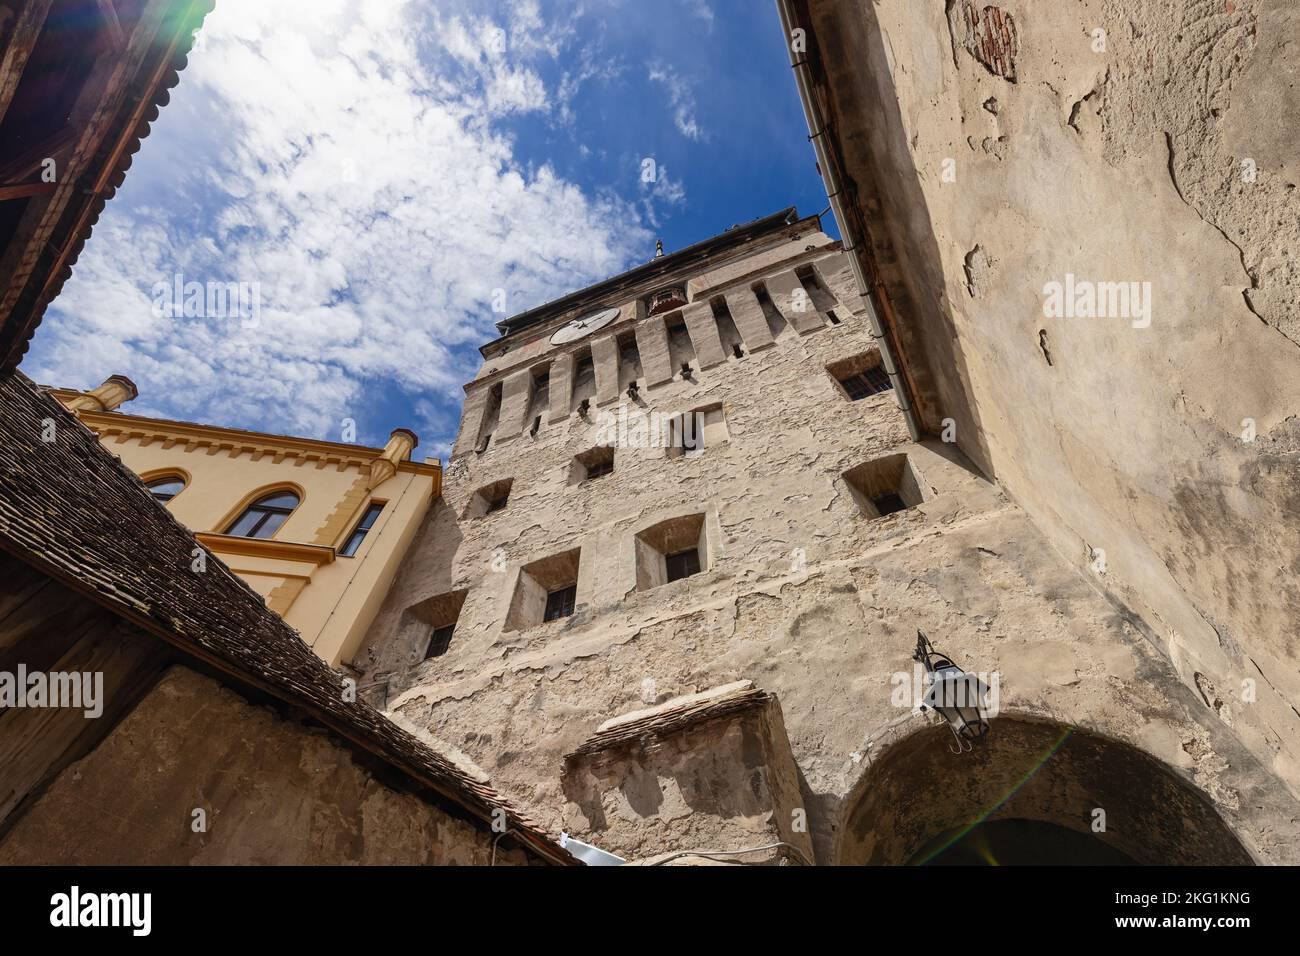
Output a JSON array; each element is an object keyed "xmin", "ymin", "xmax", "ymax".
[{"xmin": 352, "ymin": 208, "xmax": 1292, "ymax": 866}]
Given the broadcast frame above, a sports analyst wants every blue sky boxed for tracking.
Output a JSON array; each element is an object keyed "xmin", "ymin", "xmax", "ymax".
[{"xmin": 26, "ymin": 0, "xmax": 829, "ymax": 458}]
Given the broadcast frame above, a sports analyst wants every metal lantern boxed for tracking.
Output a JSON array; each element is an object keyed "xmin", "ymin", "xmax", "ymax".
[{"xmin": 913, "ymin": 630, "xmax": 990, "ymax": 753}]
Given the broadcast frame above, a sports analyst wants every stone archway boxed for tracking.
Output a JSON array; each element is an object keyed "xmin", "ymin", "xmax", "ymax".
[{"xmin": 836, "ymin": 715, "xmax": 1253, "ymax": 865}]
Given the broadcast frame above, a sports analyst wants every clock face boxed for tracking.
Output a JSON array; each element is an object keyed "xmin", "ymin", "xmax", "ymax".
[{"xmin": 550, "ymin": 307, "xmax": 620, "ymax": 345}]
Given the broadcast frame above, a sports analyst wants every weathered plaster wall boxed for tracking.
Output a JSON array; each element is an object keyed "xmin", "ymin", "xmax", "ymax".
[
  {"xmin": 561, "ymin": 682, "xmax": 813, "ymax": 863},
  {"xmin": 356, "ymin": 233, "xmax": 1297, "ymax": 862},
  {"xmin": 807, "ymin": 0, "xmax": 1300, "ymax": 797},
  {"xmin": 0, "ymin": 666, "xmax": 534, "ymax": 865}
]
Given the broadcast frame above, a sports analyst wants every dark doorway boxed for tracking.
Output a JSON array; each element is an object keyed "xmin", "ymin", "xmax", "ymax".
[{"xmin": 911, "ymin": 819, "xmax": 1136, "ymax": 866}]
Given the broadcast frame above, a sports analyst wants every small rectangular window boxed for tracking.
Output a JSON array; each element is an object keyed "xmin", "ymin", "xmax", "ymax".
[
  {"xmin": 842, "ymin": 454, "xmax": 927, "ymax": 519},
  {"xmin": 839, "ymin": 366, "xmax": 892, "ymax": 400},
  {"xmin": 871, "ymin": 492, "xmax": 908, "ymax": 516},
  {"xmin": 544, "ymin": 584, "xmax": 577, "ymax": 622},
  {"xmin": 571, "ymin": 446, "xmax": 614, "ymax": 484},
  {"xmin": 665, "ymin": 548, "xmax": 701, "ymax": 582},
  {"xmin": 340, "ymin": 502, "xmax": 384, "ymax": 556},
  {"xmin": 406, "ymin": 589, "xmax": 467, "ymax": 659},
  {"xmin": 668, "ymin": 404, "xmax": 727, "ymax": 459},
  {"xmin": 425, "ymin": 623, "xmax": 455, "ymax": 659}
]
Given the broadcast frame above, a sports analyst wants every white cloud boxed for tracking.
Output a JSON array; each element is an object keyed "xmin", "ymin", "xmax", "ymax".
[
  {"xmin": 648, "ymin": 62, "xmax": 706, "ymax": 141},
  {"xmin": 29, "ymin": 0, "xmax": 652, "ymax": 446},
  {"xmin": 681, "ymin": 0, "xmax": 715, "ymax": 31},
  {"xmin": 638, "ymin": 164, "xmax": 687, "ymax": 229}
]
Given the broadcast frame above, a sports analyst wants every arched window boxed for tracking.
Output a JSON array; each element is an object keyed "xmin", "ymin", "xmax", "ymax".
[
  {"xmin": 146, "ymin": 475, "xmax": 187, "ymax": 504},
  {"xmin": 224, "ymin": 490, "xmax": 300, "ymax": 539}
]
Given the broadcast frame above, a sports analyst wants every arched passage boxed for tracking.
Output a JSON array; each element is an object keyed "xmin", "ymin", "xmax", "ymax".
[{"xmin": 836, "ymin": 716, "xmax": 1253, "ymax": 865}]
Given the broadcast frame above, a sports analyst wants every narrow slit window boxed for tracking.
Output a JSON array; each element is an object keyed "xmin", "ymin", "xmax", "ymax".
[{"xmin": 340, "ymin": 502, "xmax": 384, "ymax": 556}]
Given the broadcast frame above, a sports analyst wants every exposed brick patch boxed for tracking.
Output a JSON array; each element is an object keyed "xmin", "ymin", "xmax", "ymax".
[{"xmin": 951, "ymin": 2, "xmax": 1019, "ymax": 82}]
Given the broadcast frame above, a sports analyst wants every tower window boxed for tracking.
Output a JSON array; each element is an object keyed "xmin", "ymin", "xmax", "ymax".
[
  {"xmin": 225, "ymin": 490, "xmax": 300, "ymax": 539},
  {"xmin": 340, "ymin": 502, "xmax": 384, "ymax": 556},
  {"xmin": 667, "ymin": 404, "xmax": 727, "ymax": 459},
  {"xmin": 543, "ymin": 584, "xmax": 577, "ymax": 622},
  {"xmin": 425, "ymin": 624, "xmax": 456, "ymax": 659},
  {"xmin": 839, "ymin": 367, "xmax": 892, "ymax": 400},
  {"xmin": 474, "ymin": 381, "xmax": 503, "ymax": 453},
  {"xmin": 405, "ymin": 589, "xmax": 468, "ymax": 661},
  {"xmin": 871, "ymin": 492, "xmax": 908, "ymax": 517},
  {"xmin": 146, "ymin": 475, "xmax": 186, "ymax": 503},
  {"xmin": 465, "ymin": 478, "xmax": 513, "ymax": 518},
  {"xmin": 827, "ymin": 352, "xmax": 893, "ymax": 401},
  {"xmin": 665, "ymin": 548, "xmax": 701, "ymax": 582},
  {"xmin": 505, "ymin": 548, "xmax": 582, "ymax": 631},
  {"xmin": 570, "ymin": 446, "xmax": 615, "ymax": 484},
  {"xmin": 842, "ymin": 454, "xmax": 928, "ymax": 519},
  {"xmin": 634, "ymin": 513, "xmax": 709, "ymax": 590}
]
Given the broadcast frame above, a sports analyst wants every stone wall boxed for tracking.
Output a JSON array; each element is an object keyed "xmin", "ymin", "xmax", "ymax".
[
  {"xmin": 354, "ymin": 228, "xmax": 1297, "ymax": 862},
  {"xmin": 804, "ymin": 0, "xmax": 1300, "ymax": 801},
  {"xmin": 0, "ymin": 666, "xmax": 535, "ymax": 866}
]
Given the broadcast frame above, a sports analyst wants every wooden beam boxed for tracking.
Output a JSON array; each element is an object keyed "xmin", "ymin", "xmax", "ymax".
[
  {"xmin": 93, "ymin": 0, "xmax": 125, "ymax": 51},
  {"xmin": 0, "ymin": 0, "xmax": 54, "ymax": 125},
  {"xmin": 0, "ymin": 124, "xmax": 75, "ymax": 183},
  {"xmin": 0, "ymin": 181, "xmax": 55, "ymax": 201}
]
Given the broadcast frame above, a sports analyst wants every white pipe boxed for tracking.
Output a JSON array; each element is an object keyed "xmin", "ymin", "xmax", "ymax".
[{"xmin": 774, "ymin": 0, "xmax": 922, "ymax": 442}]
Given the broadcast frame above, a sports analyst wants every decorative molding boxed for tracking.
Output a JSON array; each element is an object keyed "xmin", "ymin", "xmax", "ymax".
[
  {"xmin": 196, "ymin": 532, "xmax": 336, "ymax": 566},
  {"xmin": 311, "ymin": 476, "xmax": 371, "ymax": 548},
  {"xmin": 265, "ymin": 577, "xmax": 310, "ymax": 616},
  {"xmin": 51, "ymin": 403, "xmax": 440, "ymax": 481}
]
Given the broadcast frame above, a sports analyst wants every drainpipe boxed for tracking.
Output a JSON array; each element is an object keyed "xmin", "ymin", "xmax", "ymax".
[{"xmin": 774, "ymin": 0, "xmax": 922, "ymax": 443}]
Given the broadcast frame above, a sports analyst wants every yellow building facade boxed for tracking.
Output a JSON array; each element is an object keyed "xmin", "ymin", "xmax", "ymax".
[{"xmin": 53, "ymin": 375, "xmax": 440, "ymax": 668}]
